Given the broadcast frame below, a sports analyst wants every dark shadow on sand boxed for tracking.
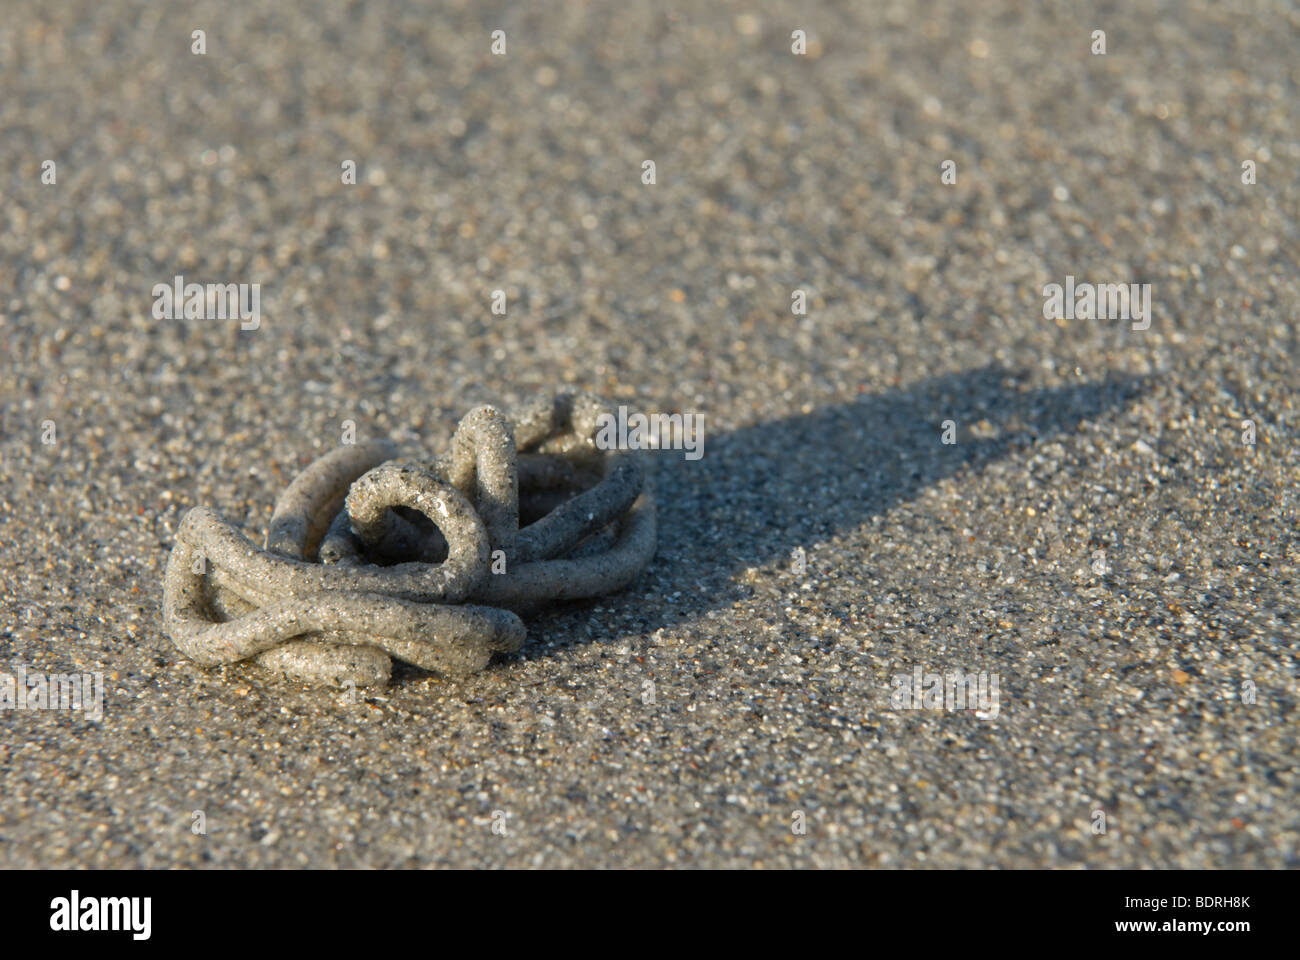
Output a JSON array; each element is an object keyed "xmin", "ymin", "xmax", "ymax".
[{"xmin": 515, "ymin": 365, "xmax": 1146, "ymax": 661}]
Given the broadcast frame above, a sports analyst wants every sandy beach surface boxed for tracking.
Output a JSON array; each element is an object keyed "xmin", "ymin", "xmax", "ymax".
[{"xmin": 1, "ymin": 0, "xmax": 1297, "ymax": 867}]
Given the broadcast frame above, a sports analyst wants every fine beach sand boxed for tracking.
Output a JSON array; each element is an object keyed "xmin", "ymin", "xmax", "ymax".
[{"xmin": 1, "ymin": 1, "xmax": 1297, "ymax": 867}]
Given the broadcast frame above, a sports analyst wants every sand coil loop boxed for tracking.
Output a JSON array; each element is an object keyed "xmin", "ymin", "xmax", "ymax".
[{"xmin": 162, "ymin": 391, "xmax": 657, "ymax": 688}]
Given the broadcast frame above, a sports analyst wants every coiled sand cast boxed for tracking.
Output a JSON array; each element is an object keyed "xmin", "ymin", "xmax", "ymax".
[{"xmin": 162, "ymin": 391, "xmax": 657, "ymax": 688}]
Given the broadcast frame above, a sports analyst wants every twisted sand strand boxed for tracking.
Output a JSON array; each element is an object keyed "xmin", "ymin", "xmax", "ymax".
[{"xmin": 162, "ymin": 391, "xmax": 657, "ymax": 687}]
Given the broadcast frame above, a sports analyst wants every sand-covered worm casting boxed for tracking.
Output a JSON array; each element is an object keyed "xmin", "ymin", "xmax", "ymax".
[{"xmin": 162, "ymin": 391, "xmax": 657, "ymax": 688}]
